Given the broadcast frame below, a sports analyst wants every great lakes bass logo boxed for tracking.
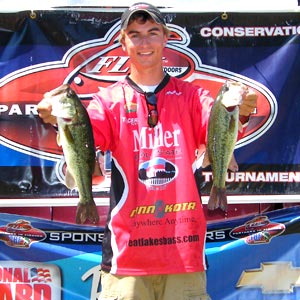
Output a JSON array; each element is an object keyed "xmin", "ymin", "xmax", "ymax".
[{"xmin": 0, "ymin": 21, "xmax": 276, "ymax": 161}]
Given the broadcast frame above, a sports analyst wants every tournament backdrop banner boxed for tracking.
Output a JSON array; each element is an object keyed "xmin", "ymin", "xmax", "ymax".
[
  {"xmin": 1, "ymin": 8, "xmax": 300, "ymax": 300},
  {"xmin": 1, "ymin": 207, "xmax": 300, "ymax": 299},
  {"xmin": 1, "ymin": 10, "xmax": 300, "ymax": 205}
]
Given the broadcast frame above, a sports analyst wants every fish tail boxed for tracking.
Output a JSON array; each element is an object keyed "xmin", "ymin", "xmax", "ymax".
[{"xmin": 207, "ymin": 186, "xmax": 228, "ymax": 212}]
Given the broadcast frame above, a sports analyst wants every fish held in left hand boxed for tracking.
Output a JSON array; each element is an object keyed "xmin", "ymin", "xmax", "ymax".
[
  {"xmin": 49, "ymin": 84, "xmax": 101, "ymax": 224},
  {"xmin": 202, "ymin": 81, "xmax": 251, "ymax": 212}
]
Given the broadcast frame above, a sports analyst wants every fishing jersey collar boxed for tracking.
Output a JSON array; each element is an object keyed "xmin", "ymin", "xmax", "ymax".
[{"xmin": 125, "ymin": 73, "xmax": 170, "ymax": 94}]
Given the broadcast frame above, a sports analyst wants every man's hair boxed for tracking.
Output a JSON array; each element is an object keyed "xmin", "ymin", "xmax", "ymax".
[{"xmin": 119, "ymin": 11, "xmax": 170, "ymax": 43}]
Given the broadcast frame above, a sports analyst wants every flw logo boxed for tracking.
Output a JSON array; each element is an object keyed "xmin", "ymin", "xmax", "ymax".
[{"xmin": 0, "ymin": 21, "xmax": 277, "ymax": 161}]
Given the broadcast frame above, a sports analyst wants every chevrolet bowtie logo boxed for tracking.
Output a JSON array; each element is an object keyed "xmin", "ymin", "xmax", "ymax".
[{"xmin": 237, "ymin": 262, "xmax": 300, "ymax": 293}]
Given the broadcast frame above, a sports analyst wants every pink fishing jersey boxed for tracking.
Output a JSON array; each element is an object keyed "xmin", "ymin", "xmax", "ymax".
[{"xmin": 87, "ymin": 74, "xmax": 214, "ymax": 275}]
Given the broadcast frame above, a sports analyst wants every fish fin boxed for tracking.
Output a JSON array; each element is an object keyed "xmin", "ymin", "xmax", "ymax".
[
  {"xmin": 228, "ymin": 154, "xmax": 238, "ymax": 172},
  {"xmin": 93, "ymin": 159, "xmax": 103, "ymax": 176},
  {"xmin": 65, "ymin": 168, "xmax": 76, "ymax": 189},
  {"xmin": 56, "ymin": 126, "xmax": 74, "ymax": 145},
  {"xmin": 229, "ymin": 114, "xmax": 237, "ymax": 131},
  {"xmin": 219, "ymin": 189, "xmax": 228, "ymax": 212},
  {"xmin": 91, "ymin": 158, "xmax": 104, "ymax": 186},
  {"xmin": 64, "ymin": 126, "xmax": 74, "ymax": 144},
  {"xmin": 76, "ymin": 201, "xmax": 99, "ymax": 224},
  {"xmin": 208, "ymin": 186, "xmax": 228, "ymax": 212},
  {"xmin": 202, "ymin": 150, "xmax": 211, "ymax": 168}
]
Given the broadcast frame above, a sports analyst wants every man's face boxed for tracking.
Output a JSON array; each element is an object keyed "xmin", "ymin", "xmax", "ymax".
[{"xmin": 121, "ymin": 18, "xmax": 168, "ymax": 70}]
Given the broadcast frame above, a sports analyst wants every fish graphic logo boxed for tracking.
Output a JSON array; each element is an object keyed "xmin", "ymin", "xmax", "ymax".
[
  {"xmin": 229, "ymin": 215, "xmax": 285, "ymax": 245},
  {"xmin": 0, "ymin": 219, "xmax": 46, "ymax": 248},
  {"xmin": 0, "ymin": 21, "xmax": 276, "ymax": 161}
]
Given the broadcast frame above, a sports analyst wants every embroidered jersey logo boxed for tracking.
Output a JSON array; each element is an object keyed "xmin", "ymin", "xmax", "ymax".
[
  {"xmin": 229, "ymin": 216, "xmax": 285, "ymax": 245},
  {"xmin": 138, "ymin": 157, "xmax": 178, "ymax": 186},
  {"xmin": 124, "ymin": 101, "xmax": 138, "ymax": 113},
  {"xmin": 166, "ymin": 90, "xmax": 183, "ymax": 96},
  {"xmin": 0, "ymin": 21, "xmax": 276, "ymax": 166}
]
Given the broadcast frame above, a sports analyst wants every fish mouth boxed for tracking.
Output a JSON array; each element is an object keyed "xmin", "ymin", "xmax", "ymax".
[
  {"xmin": 62, "ymin": 117, "xmax": 73, "ymax": 123},
  {"xmin": 226, "ymin": 106, "xmax": 237, "ymax": 112}
]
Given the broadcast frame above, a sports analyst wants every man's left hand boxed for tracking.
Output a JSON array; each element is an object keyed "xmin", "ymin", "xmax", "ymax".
[{"xmin": 239, "ymin": 89, "xmax": 257, "ymax": 116}]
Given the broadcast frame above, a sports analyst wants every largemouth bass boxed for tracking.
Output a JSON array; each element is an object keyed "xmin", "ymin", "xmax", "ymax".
[
  {"xmin": 202, "ymin": 81, "xmax": 247, "ymax": 212},
  {"xmin": 50, "ymin": 84, "xmax": 100, "ymax": 224}
]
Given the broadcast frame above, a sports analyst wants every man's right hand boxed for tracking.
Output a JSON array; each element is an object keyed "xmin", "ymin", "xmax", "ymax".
[{"xmin": 37, "ymin": 92, "xmax": 58, "ymax": 125}]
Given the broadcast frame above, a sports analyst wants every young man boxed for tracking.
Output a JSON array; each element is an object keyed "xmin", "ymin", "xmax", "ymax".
[{"xmin": 37, "ymin": 3, "xmax": 256, "ymax": 299}]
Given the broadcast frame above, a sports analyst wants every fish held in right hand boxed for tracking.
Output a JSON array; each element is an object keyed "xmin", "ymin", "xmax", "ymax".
[
  {"xmin": 202, "ymin": 81, "xmax": 247, "ymax": 212},
  {"xmin": 43, "ymin": 84, "xmax": 100, "ymax": 224}
]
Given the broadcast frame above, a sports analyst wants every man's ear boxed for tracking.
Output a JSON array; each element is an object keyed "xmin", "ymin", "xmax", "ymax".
[
  {"xmin": 120, "ymin": 38, "xmax": 126, "ymax": 52},
  {"xmin": 163, "ymin": 36, "xmax": 168, "ymax": 47}
]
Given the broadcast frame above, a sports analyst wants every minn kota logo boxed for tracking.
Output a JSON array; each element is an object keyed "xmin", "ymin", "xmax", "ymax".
[{"xmin": 237, "ymin": 262, "xmax": 300, "ymax": 293}]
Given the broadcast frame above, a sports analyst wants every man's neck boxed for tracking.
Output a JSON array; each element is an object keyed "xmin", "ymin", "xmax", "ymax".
[{"xmin": 129, "ymin": 66, "xmax": 165, "ymax": 86}]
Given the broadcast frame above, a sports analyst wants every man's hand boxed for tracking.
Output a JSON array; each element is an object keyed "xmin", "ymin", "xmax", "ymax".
[
  {"xmin": 239, "ymin": 89, "xmax": 257, "ymax": 117},
  {"xmin": 37, "ymin": 91, "xmax": 58, "ymax": 125},
  {"xmin": 221, "ymin": 81, "xmax": 257, "ymax": 117}
]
